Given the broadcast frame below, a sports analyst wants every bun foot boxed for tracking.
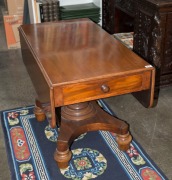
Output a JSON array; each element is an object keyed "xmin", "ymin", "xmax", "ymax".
[
  {"xmin": 54, "ymin": 149, "xmax": 72, "ymax": 169},
  {"xmin": 57, "ymin": 162, "xmax": 69, "ymax": 169},
  {"xmin": 34, "ymin": 107, "xmax": 46, "ymax": 122},
  {"xmin": 116, "ymin": 132, "xmax": 132, "ymax": 151}
]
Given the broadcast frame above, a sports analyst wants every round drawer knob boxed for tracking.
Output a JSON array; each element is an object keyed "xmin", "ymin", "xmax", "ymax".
[{"xmin": 101, "ymin": 84, "xmax": 110, "ymax": 93}]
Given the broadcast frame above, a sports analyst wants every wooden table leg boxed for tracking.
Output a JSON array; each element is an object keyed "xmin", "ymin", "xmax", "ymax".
[
  {"xmin": 33, "ymin": 99, "xmax": 56, "ymax": 125},
  {"xmin": 54, "ymin": 101, "xmax": 132, "ymax": 169},
  {"xmin": 33, "ymin": 99, "xmax": 46, "ymax": 122}
]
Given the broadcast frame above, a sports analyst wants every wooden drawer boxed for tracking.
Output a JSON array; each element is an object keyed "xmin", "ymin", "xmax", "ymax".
[{"xmin": 54, "ymin": 71, "xmax": 151, "ymax": 106}]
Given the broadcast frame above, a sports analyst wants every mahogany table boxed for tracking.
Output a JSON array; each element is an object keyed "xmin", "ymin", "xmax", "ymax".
[{"xmin": 19, "ymin": 19, "xmax": 155, "ymax": 169}]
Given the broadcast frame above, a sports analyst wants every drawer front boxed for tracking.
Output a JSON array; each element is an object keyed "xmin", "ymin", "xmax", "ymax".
[{"xmin": 54, "ymin": 71, "xmax": 151, "ymax": 106}]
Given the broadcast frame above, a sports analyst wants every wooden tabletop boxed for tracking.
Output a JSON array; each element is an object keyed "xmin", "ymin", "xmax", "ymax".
[
  {"xmin": 19, "ymin": 18, "xmax": 153, "ymax": 87},
  {"xmin": 19, "ymin": 18, "xmax": 155, "ymax": 113}
]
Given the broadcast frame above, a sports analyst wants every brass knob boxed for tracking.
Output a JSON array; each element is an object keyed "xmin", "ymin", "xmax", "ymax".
[{"xmin": 101, "ymin": 84, "xmax": 110, "ymax": 93}]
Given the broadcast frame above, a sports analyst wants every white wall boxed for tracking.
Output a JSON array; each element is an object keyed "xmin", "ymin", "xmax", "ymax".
[{"xmin": 59, "ymin": 0, "xmax": 93, "ymax": 6}]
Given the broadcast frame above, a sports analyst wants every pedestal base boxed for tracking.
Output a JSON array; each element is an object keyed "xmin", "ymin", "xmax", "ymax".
[{"xmin": 54, "ymin": 101, "xmax": 132, "ymax": 169}]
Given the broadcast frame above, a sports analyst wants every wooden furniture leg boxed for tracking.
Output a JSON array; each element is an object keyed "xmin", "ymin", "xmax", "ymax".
[
  {"xmin": 34, "ymin": 99, "xmax": 54, "ymax": 124},
  {"xmin": 34, "ymin": 99, "xmax": 46, "ymax": 122},
  {"xmin": 54, "ymin": 101, "xmax": 132, "ymax": 169}
]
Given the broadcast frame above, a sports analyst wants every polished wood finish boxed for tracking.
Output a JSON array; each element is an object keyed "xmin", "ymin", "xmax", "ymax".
[
  {"xmin": 54, "ymin": 101, "xmax": 132, "ymax": 168},
  {"xmin": 19, "ymin": 19, "xmax": 155, "ymax": 169}
]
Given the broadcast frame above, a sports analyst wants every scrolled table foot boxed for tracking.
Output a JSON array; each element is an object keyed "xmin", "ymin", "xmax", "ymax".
[
  {"xmin": 54, "ymin": 148, "xmax": 72, "ymax": 169},
  {"xmin": 116, "ymin": 132, "xmax": 132, "ymax": 151}
]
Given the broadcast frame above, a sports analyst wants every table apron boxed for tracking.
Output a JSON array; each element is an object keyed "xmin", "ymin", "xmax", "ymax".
[{"xmin": 53, "ymin": 71, "xmax": 152, "ymax": 106}]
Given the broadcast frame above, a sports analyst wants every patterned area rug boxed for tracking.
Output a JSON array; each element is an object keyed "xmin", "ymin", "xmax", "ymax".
[{"xmin": 1, "ymin": 100, "xmax": 167, "ymax": 180}]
